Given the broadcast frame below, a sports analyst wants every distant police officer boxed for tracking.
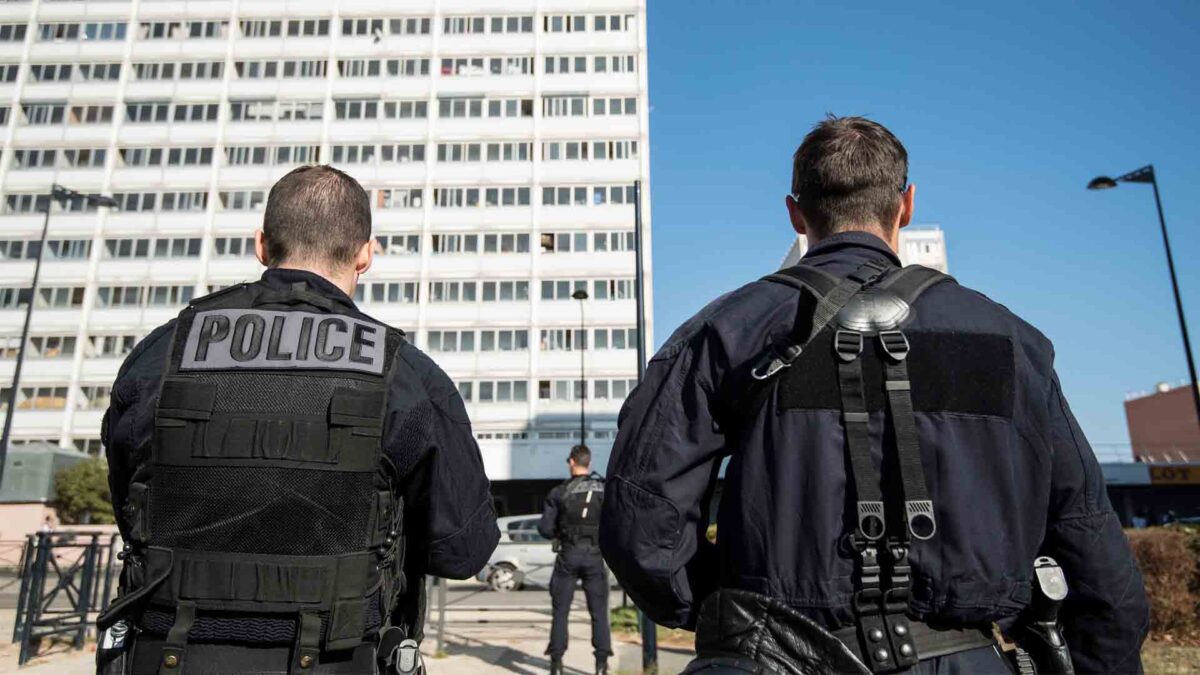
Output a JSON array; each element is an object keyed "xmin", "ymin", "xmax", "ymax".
[
  {"xmin": 599, "ymin": 117, "xmax": 1150, "ymax": 674},
  {"xmin": 538, "ymin": 445, "xmax": 611, "ymax": 675},
  {"xmin": 98, "ymin": 166, "xmax": 500, "ymax": 674}
]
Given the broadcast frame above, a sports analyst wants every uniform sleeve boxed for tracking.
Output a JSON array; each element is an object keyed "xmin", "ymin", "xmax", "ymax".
[
  {"xmin": 387, "ymin": 349, "xmax": 500, "ymax": 581},
  {"xmin": 537, "ymin": 487, "xmax": 559, "ymax": 540},
  {"xmin": 1040, "ymin": 371, "xmax": 1149, "ymax": 674},
  {"xmin": 599, "ymin": 326, "xmax": 726, "ymax": 629}
]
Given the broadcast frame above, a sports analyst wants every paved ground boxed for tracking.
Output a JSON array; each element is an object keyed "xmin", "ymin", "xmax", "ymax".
[{"xmin": 0, "ymin": 583, "xmax": 695, "ymax": 674}]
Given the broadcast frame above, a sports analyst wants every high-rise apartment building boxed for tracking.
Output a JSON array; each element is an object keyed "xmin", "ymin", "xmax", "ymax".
[
  {"xmin": 0, "ymin": 0, "xmax": 651, "ymax": 485},
  {"xmin": 781, "ymin": 227, "xmax": 949, "ymax": 272}
]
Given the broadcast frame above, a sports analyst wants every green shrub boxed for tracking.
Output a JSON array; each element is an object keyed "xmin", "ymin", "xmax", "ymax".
[{"xmin": 53, "ymin": 458, "xmax": 115, "ymax": 525}]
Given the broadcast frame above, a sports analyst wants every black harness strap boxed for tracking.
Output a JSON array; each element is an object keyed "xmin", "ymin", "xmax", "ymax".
[{"xmin": 157, "ymin": 600, "xmax": 194, "ymax": 674}]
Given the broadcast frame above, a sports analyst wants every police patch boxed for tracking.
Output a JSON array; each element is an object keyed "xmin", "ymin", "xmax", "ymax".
[{"xmin": 180, "ymin": 309, "xmax": 386, "ymax": 374}]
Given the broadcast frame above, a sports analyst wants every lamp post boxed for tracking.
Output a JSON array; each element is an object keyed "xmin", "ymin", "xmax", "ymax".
[
  {"xmin": 0, "ymin": 185, "xmax": 118, "ymax": 490},
  {"xmin": 1088, "ymin": 165, "xmax": 1200, "ymax": 432},
  {"xmin": 571, "ymin": 289, "xmax": 588, "ymax": 446}
]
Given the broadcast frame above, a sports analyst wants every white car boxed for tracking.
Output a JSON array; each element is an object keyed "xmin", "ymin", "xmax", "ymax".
[
  {"xmin": 477, "ymin": 515, "xmax": 556, "ymax": 591},
  {"xmin": 476, "ymin": 515, "xmax": 620, "ymax": 592}
]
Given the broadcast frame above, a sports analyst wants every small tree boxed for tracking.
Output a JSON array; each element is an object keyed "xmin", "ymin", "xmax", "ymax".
[{"xmin": 54, "ymin": 458, "xmax": 115, "ymax": 525}]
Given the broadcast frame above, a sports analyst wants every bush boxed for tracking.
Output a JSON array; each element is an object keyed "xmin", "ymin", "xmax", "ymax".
[
  {"xmin": 53, "ymin": 458, "xmax": 116, "ymax": 525},
  {"xmin": 1127, "ymin": 526, "xmax": 1200, "ymax": 640}
]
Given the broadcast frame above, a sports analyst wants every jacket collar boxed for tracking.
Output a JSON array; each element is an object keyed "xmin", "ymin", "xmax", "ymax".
[{"xmin": 802, "ymin": 231, "xmax": 902, "ymax": 267}]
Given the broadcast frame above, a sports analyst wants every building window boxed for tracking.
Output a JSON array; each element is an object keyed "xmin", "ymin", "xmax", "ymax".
[
  {"xmin": 4, "ymin": 194, "xmax": 51, "ymax": 214},
  {"xmin": 543, "ymin": 15, "xmax": 587, "ymax": 33},
  {"xmin": 0, "ymin": 386, "xmax": 70, "ymax": 411},
  {"xmin": 473, "ymin": 380, "xmax": 528, "ymax": 403},
  {"xmin": 39, "ymin": 22, "xmax": 127, "ymax": 42},
  {"xmin": 427, "ymin": 281, "xmax": 476, "ymax": 303},
  {"xmin": 78, "ymin": 385, "xmax": 112, "ymax": 410},
  {"xmin": 374, "ymin": 235, "xmax": 420, "ymax": 255},
  {"xmin": 62, "ymin": 149, "xmax": 107, "ymax": 168},
  {"xmin": 22, "ymin": 103, "xmax": 65, "ymax": 125},
  {"xmin": 87, "ymin": 334, "xmax": 140, "ymax": 358},
  {"xmin": 433, "ymin": 186, "xmax": 530, "ymax": 208},
  {"xmin": 132, "ymin": 61, "xmax": 224, "ymax": 81},
  {"xmin": 213, "ymin": 237, "xmax": 255, "ymax": 257},
  {"xmin": 337, "ymin": 58, "xmax": 429, "ymax": 78},
  {"xmin": 139, "ymin": 21, "xmax": 227, "ymax": 40},
  {"xmin": 375, "ymin": 188, "xmax": 423, "ymax": 209},
  {"xmin": 594, "ymin": 97, "xmax": 638, "ymax": 116},
  {"xmin": 230, "ymin": 100, "xmax": 324, "ymax": 122},
  {"xmin": 12, "ymin": 149, "xmax": 57, "ymax": 169},
  {"xmin": 29, "ymin": 63, "xmax": 72, "ymax": 82},
  {"xmin": 0, "ymin": 335, "xmax": 76, "ymax": 359},
  {"xmin": 480, "ymin": 330, "xmax": 529, "ymax": 351},
  {"xmin": 217, "ymin": 190, "xmax": 265, "ymax": 211},
  {"xmin": 482, "ymin": 233, "xmax": 530, "ymax": 253},
  {"xmin": 426, "ymin": 330, "xmax": 475, "ymax": 352},
  {"xmin": 70, "ymin": 105, "xmax": 114, "ymax": 124},
  {"xmin": 96, "ymin": 285, "xmax": 194, "ymax": 308},
  {"xmin": 36, "ymin": 287, "xmax": 86, "ymax": 309},
  {"xmin": 0, "ymin": 239, "xmax": 91, "ymax": 260},
  {"xmin": 542, "ymin": 96, "xmax": 587, "ymax": 117},
  {"xmin": 77, "ymin": 63, "xmax": 122, "ymax": 81},
  {"xmin": 0, "ymin": 24, "xmax": 27, "ymax": 42},
  {"xmin": 124, "ymin": 101, "xmax": 168, "ymax": 124},
  {"xmin": 353, "ymin": 282, "xmax": 418, "ymax": 304}
]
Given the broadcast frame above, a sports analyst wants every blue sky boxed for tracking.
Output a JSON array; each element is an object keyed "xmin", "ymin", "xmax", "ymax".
[{"xmin": 644, "ymin": 1, "xmax": 1200, "ymax": 453}]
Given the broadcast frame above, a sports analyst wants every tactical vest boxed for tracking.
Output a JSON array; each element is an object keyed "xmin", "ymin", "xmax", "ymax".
[
  {"xmin": 735, "ymin": 261, "xmax": 1008, "ymax": 674},
  {"xmin": 557, "ymin": 473, "xmax": 605, "ymax": 549},
  {"xmin": 99, "ymin": 281, "xmax": 406, "ymax": 674}
]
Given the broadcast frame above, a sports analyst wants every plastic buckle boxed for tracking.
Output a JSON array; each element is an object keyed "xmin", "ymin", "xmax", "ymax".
[
  {"xmin": 857, "ymin": 501, "xmax": 886, "ymax": 541},
  {"xmin": 834, "ymin": 330, "xmax": 863, "ymax": 362},
  {"xmin": 879, "ymin": 330, "xmax": 910, "ymax": 361},
  {"xmin": 905, "ymin": 500, "xmax": 937, "ymax": 540}
]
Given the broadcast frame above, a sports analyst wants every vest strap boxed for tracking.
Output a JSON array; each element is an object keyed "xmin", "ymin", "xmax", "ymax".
[{"xmin": 157, "ymin": 600, "xmax": 194, "ymax": 674}]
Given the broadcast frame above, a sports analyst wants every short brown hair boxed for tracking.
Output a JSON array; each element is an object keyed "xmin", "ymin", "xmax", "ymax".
[
  {"xmin": 569, "ymin": 445, "xmax": 591, "ymax": 467},
  {"xmin": 262, "ymin": 165, "xmax": 372, "ymax": 269},
  {"xmin": 791, "ymin": 115, "xmax": 908, "ymax": 239}
]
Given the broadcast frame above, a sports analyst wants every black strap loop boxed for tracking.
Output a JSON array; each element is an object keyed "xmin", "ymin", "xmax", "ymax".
[{"xmin": 157, "ymin": 600, "xmax": 195, "ymax": 674}]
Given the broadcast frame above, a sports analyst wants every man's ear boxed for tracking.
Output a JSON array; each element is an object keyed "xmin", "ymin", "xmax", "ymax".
[
  {"xmin": 898, "ymin": 184, "xmax": 916, "ymax": 231},
  {"xmin": 254, "ymin": 230, "xmax": 270, "ymax": 267},
  {"xmin": 353, "ymin": 238, "xmax": 374, "ymax": 277},
  {"xmin": 786, "ymin": 195, "xmax": 808, "ymax": 236}
]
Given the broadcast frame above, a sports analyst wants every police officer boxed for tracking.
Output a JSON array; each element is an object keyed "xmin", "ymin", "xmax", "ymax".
[
  {"xmin": 538, "ymin": 445, "xmax": 612, "ymax": 675},
  {"xmin": 99, "ymin": 165, "xmax": 500, "ymax": 673},
  {"xmin": 599, "ymin": 117, "xmax": 1150, "ymax": 673}
]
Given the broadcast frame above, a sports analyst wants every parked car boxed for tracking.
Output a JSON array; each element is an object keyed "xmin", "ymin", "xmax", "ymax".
[
  {"xmin": 477, "ymin": 515, "xmax": 620, "ymax": 592},
  {"xmin": 477, "ymin": 515, "xmax": 556, "ymax": 591}
]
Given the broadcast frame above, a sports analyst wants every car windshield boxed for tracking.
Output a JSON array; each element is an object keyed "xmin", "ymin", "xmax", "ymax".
[{"xmin": 506, "ymin": 518, "xmax": 547, "ymax": 543}]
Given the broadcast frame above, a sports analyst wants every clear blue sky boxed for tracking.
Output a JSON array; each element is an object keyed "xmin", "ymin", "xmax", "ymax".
[{"xmin": 644, "ymin": 1, "xmax": 1200, "ymax": 453}]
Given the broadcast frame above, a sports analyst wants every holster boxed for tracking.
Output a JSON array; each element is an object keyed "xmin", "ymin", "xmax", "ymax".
[{"xmin": 693, "ymin": 589, "xmax": 872, "ymax": 675}]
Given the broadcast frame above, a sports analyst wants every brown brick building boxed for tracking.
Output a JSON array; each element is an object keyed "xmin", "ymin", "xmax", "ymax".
[{"xmin": 1124, "ymin": 383, "xmax": 1200, "ymax": 462}]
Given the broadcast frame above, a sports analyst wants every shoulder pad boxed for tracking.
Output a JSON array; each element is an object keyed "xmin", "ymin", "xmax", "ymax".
[{"xmin": 189, "ymin": 282, "xmax": 249, "ymax": 307}]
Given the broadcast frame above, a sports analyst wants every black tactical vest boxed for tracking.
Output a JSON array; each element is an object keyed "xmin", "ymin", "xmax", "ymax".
[
  {"xmin": 102, "ymin": 281, "xmax": 405, "ymax": 673},
  {"xmin": 557, "ymin": 473, "xmax": 605, "ymax": 549}
]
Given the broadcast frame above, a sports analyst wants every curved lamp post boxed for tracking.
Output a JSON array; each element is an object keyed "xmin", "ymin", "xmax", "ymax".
[{"xmin": 1088, "ymin": 165, "xmax": 1200, "ymax": 431}]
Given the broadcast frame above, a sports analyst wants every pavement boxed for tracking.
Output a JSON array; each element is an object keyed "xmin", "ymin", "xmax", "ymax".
[{"xmin": 0, "ymin": 584, "xmax": 696, "ymax": 674}]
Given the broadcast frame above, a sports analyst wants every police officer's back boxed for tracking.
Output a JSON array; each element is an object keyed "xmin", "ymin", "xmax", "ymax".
[
  {"xmin": 599, "ymin": 118, "xmax": 1149, "ymax": 673},
  {"xmin": 99, "ymin": 166, "xmax": 500, "ymax": 673},
  {"xmin": 538, "ymin": 445, "xmax": 611, "ymax": 675}
]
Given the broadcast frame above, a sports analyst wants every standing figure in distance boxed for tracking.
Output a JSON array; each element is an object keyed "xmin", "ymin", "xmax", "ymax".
[
  {"xmin": 538, "ymin": 445, "xmax": 612, "ymax": 675},
  {"xmin": 600, "ymin": 116, "xmax": 1149, "ymax": 674},
  {"xmin": 99, "ymin": 165, "xmax": 500, "ymax": 673}
]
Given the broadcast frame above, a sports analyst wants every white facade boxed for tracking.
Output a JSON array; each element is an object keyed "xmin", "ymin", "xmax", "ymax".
[
  {"xmin": 0, "ymin": 0, "xmax": 652, "ymax": 481},
  {"xmin": 780, "ymin": 227, "xmax": 948, "ymax": 272}
]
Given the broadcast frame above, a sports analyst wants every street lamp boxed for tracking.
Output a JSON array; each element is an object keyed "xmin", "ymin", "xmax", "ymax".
[
  {"xmin": 1088, "ymin": 165, "xmax": 1200, "ymax": 431},
  {"xmin": 571, "ymin": 289, "xmax": 589, "ymax": 446},
  {"xmin": 0, "ymin": 185, "xmax": 118, "ymax": 490}
]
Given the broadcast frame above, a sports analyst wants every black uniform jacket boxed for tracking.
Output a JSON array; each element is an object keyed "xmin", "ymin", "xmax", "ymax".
[
  {"xmin": 599, "ymin": 232, "xmax": 1149, "ymax": 673},
  {"xmin": 103, "ymin": 269, "xmax": 500, "ymax": 583}
]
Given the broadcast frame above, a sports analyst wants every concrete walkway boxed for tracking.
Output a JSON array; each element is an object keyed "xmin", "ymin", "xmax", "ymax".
[{"xmin": 0, "ymin": 606, "xmax": 695, "ymax": 674}]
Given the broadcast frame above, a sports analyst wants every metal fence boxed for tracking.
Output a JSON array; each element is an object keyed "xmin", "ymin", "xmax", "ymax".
[{"xmin": 11, "ymin": 531, "xmax": 121, "ymax": 666}]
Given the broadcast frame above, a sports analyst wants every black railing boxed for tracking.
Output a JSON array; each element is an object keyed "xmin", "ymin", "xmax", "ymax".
[{"xmin": 11, "ymin": 531, "xmax": 121, "ymax": 666}]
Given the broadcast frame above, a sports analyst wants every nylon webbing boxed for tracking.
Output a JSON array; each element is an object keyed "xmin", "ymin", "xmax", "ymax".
[
  {"xmin": 884, "ymin": 357, "xmax": 935, "ymax": 541},
  {"xmin": 837, "ymin": 348, "xmax": 884, "ymax": 541}
]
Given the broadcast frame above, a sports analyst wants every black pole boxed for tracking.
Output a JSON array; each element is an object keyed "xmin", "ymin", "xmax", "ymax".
[
  {"xmin": 0, "ymin": 198, "xmax": 52, "ymax": 490},
  {"xmin": 1148, "ymin": 169, "xmax": 1200, "ymax": 430},
  {"xmin": 579, "ymin": 297, "xmax": 586, "ymax": 445},
  {"xmin": 632, "ymin": 179, "xmax": 657, "ymax": 671}
]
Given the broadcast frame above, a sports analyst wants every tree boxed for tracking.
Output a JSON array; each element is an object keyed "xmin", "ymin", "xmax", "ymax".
[{"xmin": 53, "ymin": 458, "xmax": 115, "ymax": 525}]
